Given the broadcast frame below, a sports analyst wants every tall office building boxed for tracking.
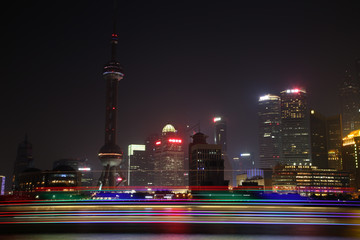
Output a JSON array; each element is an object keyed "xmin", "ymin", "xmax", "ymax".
[
  {"xmin": 153, "ymin": 124, "xmax": 185, "ymax": 186},
  {"xmin": 189, "ymin": 132, "xmax": 224, "ymax": 187},
  {"xmin": 342, "ymin": 130, "xmax": 360, "ymax": 190},
  {"xmin": 280, "ymin": 89, "xmax": 311, "ymax": 166},
  {"xmin": 340, "ymin": 70, "xmax": 360, "ymax": 137},
  {"xmin": 144, "ymin": 134, "xmax": 159, "ymax": 186},
  {"xmin": 98, "ymin": 14, "xmax": 126, "ymax": 187},
  {"xmin": 213, "ymin": 117, "xmax": 227, "ymax": 152},
  {"xmin": 127, "ymin": 144, "xmax": 146, "ymax": 186},
  {"xmin": 310, "ymin": 110, "xmax": 328, "ymax": 169},
  {"xmin": 258, "ymin": 94, "xmax": 282, "ymax": 169},
  {"xmin": 326, "ymin": 114, "xmax": 343, "ymax": 170},
  {"xmin": 12, "ymin": 135, "xmax": 34, "ymax": 191},
  {"xmin": 213, "ymin": 116, "xmax": 232, "ymax": 184}
]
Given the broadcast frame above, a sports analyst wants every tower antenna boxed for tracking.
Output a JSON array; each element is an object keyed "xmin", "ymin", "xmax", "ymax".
[{"xmin": 111, "ymin": 0, "xmax": 118, "ymax": 62}]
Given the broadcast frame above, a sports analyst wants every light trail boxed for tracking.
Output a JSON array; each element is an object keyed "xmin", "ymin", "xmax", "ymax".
[
  {"xmin": 1, "ymin": 220, "xmax": 360, "ymax": 226},
  {"xmin": 1, "ymin": 200, "xmax": 360, "ymax": 229}
]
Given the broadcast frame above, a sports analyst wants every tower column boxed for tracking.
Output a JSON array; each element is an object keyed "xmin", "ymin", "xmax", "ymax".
[{"xmin": 98, "ymin": 22, "xmax": 125, "ymax": 188}]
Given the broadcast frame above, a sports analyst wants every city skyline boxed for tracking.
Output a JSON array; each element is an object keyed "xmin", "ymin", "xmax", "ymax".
[{"xmin": 2, "ymin": 1, "xmax": 360, "ymax": 188}]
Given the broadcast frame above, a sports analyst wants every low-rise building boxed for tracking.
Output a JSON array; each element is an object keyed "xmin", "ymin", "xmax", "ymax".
[
  {"xmin": 17, "ymin": 166, "xmax": 80, "ymax": 193},
  {"xmin": 272, "ymin": 165, "xmax": 351, "ymax": 197}
]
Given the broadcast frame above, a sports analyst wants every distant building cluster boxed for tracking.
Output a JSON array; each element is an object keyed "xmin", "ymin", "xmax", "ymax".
[
  {"xmin": 257, "ymin": 59, "xmax": 360, "ymax": 194},
  {"xmin": 3, "ymin": 22, "xmax": 360, "ymax": 200}
]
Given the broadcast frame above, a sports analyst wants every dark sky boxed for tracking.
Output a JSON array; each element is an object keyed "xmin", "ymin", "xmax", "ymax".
[{"xmin": 2, "ymin": 0, "xmax": 360, "ymax": 188}]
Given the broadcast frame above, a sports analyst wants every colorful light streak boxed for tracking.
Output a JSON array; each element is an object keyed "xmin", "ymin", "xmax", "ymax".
[
  {"xmin": 1, "ymin": 199, "xmax": 360, "ymax": 207},
  {"xmin": 2, "ymin": 211, "xmax": 360, "ymax": 219},
  {"xmin": 1, "ymin": 220, "xmax": 360, "ymax": 226},
  {"xmin": 0, "ymin": 199, "xmax": 359, "ymax": 234}
]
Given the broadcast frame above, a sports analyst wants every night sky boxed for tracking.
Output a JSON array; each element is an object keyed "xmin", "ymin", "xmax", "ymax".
[{"xmin": 2, "ymin": 1, "xmax": 360, "ymax": 188}]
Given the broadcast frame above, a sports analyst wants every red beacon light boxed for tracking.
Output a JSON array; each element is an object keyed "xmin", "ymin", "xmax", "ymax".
[
  {"xmin": 168, "ymin": 138, "xmax": 182, "ymax": 143},
  {"xmin": 286, "ymin": 89, "xmax": 302, "ymax": 94},
  {"xmin": 155, "ymin": 141, "xmax": 162, "ymax": 145}
]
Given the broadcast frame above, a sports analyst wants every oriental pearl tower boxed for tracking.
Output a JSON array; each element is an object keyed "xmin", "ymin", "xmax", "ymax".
[{"xmin": 98, "ymin": 11, "xmax": 125, "ymax": 188}]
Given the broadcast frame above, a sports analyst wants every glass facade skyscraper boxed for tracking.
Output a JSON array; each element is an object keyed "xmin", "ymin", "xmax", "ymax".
[
  {"xmin": 342, "ymin": 130, "xmax": 360, "ymax": 190},
  {"xmin": 258, "ymin": 94, "xmax": 282, "ymax": 169},
  {"xmin": 189, "ymin": 132, "xmax": 224, "ymax": 187},
  {"xmin": 213, "ymin": 117, "xmax": 227, "ymax": 152},
  {"xmin": 127, "ymin": 144, "xmax": 146, "ymax": 186},
  {"xmin": 326, "ymin": 114, "xmax": 343, "ymax": 170},
  {"xmin": 280, "ymin": 89, "xmax": 311, "ymax": 166},
  {"xmin": 213, "ymin": 117, "xmax": 232, "ymax": 185},
  {"xmin": 309, "ymin": 110, "xmax": 328, "ymax": 169},
  {"xmin": 340, "ymin": 70, "xmax": 360, "ymax": 137}
]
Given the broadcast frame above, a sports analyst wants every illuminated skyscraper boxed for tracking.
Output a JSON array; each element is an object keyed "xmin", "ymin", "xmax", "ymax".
[
  {"xmin": 12, "ymin": 135, "xmax": 34, "ymax": 191},
  {"xmin": 213, "ymin": 116, "xmax": 232, "ymax": 185},
  {"xmin": 154, "ymin": 124, "xmax": 185, "ymax": 186},
  {"xmin": 258, "ymin": 94, "xmax": 282, "ymax": 169},
  {"xmin": 189, "ymin": 132, "xmax": 224, "ymax": 187},
  {"xmin": 127, "ymin": 144, "xmax": 146, "ymax": 186},
  {"xmin": 98, "ymin": 15, "xmax": 125, "ymax": 187},
  {"xmin": 280, "ymin": 89, "xmax": 311, "ymax": 166},
  {"xmin": 213, "ymin": 117, "xmax": 227, "ymax": 152},
  {"xmin": 340, "ymin": 70, "xmax": 360, "ymax": 136},
  {"xmin": 342, "ymin": 130, "xmax": 360, "ymax": 190}
]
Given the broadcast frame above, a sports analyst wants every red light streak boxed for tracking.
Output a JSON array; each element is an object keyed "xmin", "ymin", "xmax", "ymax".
[{"xmin": 168, "ymin": 139, "xmax": 182, "ymax": 143}]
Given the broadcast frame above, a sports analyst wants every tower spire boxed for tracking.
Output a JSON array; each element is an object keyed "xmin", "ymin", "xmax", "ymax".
[{"xmin": 111, "ymin": 0, "xmax": 118, "ymax": 62}]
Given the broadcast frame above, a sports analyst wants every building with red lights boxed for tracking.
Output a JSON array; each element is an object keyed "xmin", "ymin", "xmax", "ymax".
[
  {"xmin": 153, "ymin": 124, "xmax": 185, "ymax": 187},
  {"xmin": 280, "ymin": 89, "xmax": 311, "ymax": 166}
]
